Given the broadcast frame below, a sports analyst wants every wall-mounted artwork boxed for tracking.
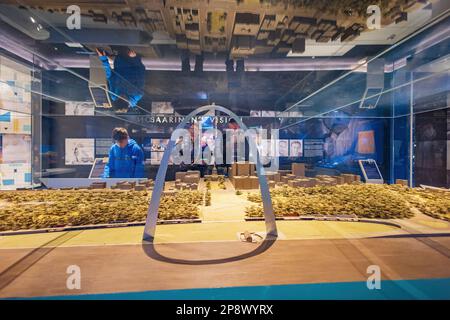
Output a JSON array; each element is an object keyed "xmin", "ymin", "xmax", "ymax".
[
  {"xmin": 260, "ymin": 139, "xmax": 274, "ymax": 157},
  {"xmin": 277, "ymin": 139, "xmax": 289, "ymax": 157},
  {"xmin": 289, "ymin": 139, "xmax": 303, "ymax": 157},
  {"xmin": 151, "ymin": 138, "xmax": 169, "ymax": 151},
  {"xmin": 0, "ymin": 163, "xmax": 31, "ymax": 188},
  {"xmin": 357, "ymin": 130, "xmax": 375, "ymax": 154},
  {"xmin": 152, "ymin": 102, "xmax": 174, "ymax": 114},
  {"xmin": 261, "ymin": 111, "xmax": 276, "ymax": 117},
  {"xmin": 0, "ymin": 56, "xmax": 32, "ymax": 114},
  {"xmin": 0, "ymin": 109, "xmax": 31, "ymax": 134},
  {"xmin": 2, "ymin": 134, "xmax": 31, "ymax": 164},
  {"xmin": 65, "ymin": 138, "xmax": 95, "ymax": 165},
  {"xmin": 65, "ymin": 101, "xmax": 95, "ymax": 116},
  {"xmin": 150, "ymin": 150, "xmax": 163, "ymax": 165}
]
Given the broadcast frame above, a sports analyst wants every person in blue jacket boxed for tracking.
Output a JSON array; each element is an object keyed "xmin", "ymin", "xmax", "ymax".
[
  {"xmin": 96, "ymin": 47, "xmax": 145, "ymax": 111},
  {"xmin": 103, "ymin": 127, "xmax": 145, "ymax": 178}
]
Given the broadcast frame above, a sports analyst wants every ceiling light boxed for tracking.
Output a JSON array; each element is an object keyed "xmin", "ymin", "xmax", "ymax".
[
  {"xmin": 30, "ymin": 16, "xmax": 35, "ymax": 23},
  {"xmin": 65, "ymin": 42, "xmax": 84, "ymax": 48}
]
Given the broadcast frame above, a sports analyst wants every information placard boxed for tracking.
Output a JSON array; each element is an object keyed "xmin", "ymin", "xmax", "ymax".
[
  {"xmin": 89, "ymin": 157, "xmax": 109, "ymax": 178},
  {"xmin": 304, "ymin": 139, "xmax": 324, "ymax": 158},
  {"xmin": 358, "ymin": 159, "xmax": 383, "ymax": 184}
]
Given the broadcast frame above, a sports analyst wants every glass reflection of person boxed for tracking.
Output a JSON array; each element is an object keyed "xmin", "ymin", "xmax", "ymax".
[
  {"xmin": 96, "ymin": 48, "xmax": 145, "ymax": 112},
  {"xmin": 103, "ymin": 127, "xmax": 144, "ymax": 178}
]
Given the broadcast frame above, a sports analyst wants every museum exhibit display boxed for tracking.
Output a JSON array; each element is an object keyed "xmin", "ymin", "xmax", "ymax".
[{"xmin": 0, "ymin": 0, "xmax": 449, "ymax": 303}]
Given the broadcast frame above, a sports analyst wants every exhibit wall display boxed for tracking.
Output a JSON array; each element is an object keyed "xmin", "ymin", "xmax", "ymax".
[
  {"xmin": 0, "ymin": 163, "xmax": 31, "ymax": 188},
  {"xmin": 277, "ymin": 139, "xmax": 289, "ymax": 157},
  {"xmin": 261, "ymin": 111, "xmax": 276, "ymax": 117},
  {"xmin": 280, "ymin": 116, "xmax": 388, "ymax": 177},
  {"xmin": 151, "ymin": 138, "xmax": 169, "ymax": 151},
  {"xmin": 0, "ymin": 110, "xmax": 32, "ymax": 134},
  {"xmin": 150, "ymin": 150, "xmax": 163, "ymax": 165},
  {"xmin": 260, "ymin": 139, "xmax": 274, "ymax": 157},
  {"xmin": 0, "ymin": 56, "xmax": 33, "ymax": 189},
  {"xmin": 357, "ymin": 131, "xmax": 376, "ymax": 154},
  {"xmin": 0, "ymin": 56, "xmax": 32, "ymax": 114},
  {"xmin": 249, "ymin": 110, "xmax": 301, "ymax": 118},
  {"xmin": 149, "ymin": 138, "xmax": 169, "ymax": 164},
  {"xmin": 151, "ymin": 101, "xmax": 174, "ymax": 114},
  {"xmin": 304, "ymin": 139, "xmax": 324, "ymax": 158},
  {"xmin": 65, "ymin": 138, "xmax": 95, "ymax": 165},
  {"xmin": 40, "ymin": 108, "xmax": 391, "ymax": 179},
  {"xmin": 95, "ymin": 138, "xmax": 113, "ymax": 156},
  {"xmin": 149, "ymin": 138, "xmax": 172, "ymax": 165},
  {"xmin": 289, "ymin": 140, "xmax": 303, "ymax": 157},
  {"xmin": 1, "ymin": 134, "xmax": 31, "ymax": 163},
  {"xmin": 65, "ymin": 101, "xmax": 95, "ymax": 116}
]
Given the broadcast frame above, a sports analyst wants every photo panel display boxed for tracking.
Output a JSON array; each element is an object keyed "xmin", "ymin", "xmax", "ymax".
[
  {"xmin": 357, "ymin": 130, "xmax": 376, "ymax": 154},
  {"xmin": 1, "ymin": 134, "xmax": 31, "ymax": 164},
  {"xmin": 151, "ymin": 102, "xmax": 174, "ymax": 114},
  {"xmin": 289, "ymin": 139, "xmax": 303, "ymax": 157},
  {"xmin": 65, "ymin": 101, "xmax": 96, "ymax": 116},
  {"xmin": 277, "ymin": 139, "xmax": 289, "ymax": 157},
  {"xmin": 0, "ymin": 110, "xmax": 31, "ymax": 134},
  {"xmin": 151, "ymin": 138, "xmax": 169, "ymax": 152},
  {"xmin": 65, "ymin": 138, "xmax": 95, "ymax": 165}
]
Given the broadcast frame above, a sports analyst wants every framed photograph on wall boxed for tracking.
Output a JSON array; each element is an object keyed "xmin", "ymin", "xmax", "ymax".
[
  {"xmin": 152, "ymin": 102, "xmax": 174, "ymax": 114},
  {"xmin": 250, "ymin": 110, "xmax": 261, "ymax": 117},
  {"xmin": 357, "ymin": 130, "xmax": 376, "ymax": 154},
  {"xmin": 277, "ymin": 139, "xmax": 289, "ymax": 157},
  {"xmin": 289, "ymin": 139, "xmax": 303, "ymax": 157},
  {"xmin": 261, "ymin": 111, "xmax": 276, "ymax": 117},
  {"xmin": 65, "ymin": 138, "xmax": 95, "ymax": 165},
  {"xmin": 151, "ymin": 138, "xmax": 169, "ymax": 152},
  {"xmin": 260, "ymin": 139, "xmax": 274, "ymax": 157},
  {"xmin": 65, "ymin": 101, "xmax": 95, "ymax": 116},
  {"xmin": 2, "ymin": 134, "xmax": 31, "ymax": 163}
]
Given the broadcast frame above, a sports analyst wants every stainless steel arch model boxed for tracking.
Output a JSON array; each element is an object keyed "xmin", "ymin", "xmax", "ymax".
[{"xmin": 143, "ymin": 104, "xmax": 278, "ymax": 242}]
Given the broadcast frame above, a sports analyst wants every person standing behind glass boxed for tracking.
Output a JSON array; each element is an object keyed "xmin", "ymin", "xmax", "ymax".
[{"xmin": 103, "ymin": 127, "xmax": 144, "ymax": 178}]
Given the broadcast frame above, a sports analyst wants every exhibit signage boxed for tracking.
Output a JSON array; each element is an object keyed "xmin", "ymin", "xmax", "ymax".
[
  {"xmin": 358, "ymin": 159, "xmax": 384, "ymax": 184},
  {"xmin": 89, "ymin": 158, "xmax": 109, "ymax": 178},
  {"xmin": 133, "ymin": 115, "xmax": 230, "ymax": 125},
  {"xmin": 304, "ymin": 139, "xmax": 324, "ymax": 158}
]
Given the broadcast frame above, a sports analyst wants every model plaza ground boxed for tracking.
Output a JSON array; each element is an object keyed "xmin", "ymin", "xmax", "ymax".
[{"xmin": 0, "ymin": 163, "xmax": 449, "ymax": 298}]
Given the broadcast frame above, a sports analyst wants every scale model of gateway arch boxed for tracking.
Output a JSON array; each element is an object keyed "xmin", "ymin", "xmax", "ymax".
[{"xmin": 143, "ymin": 104, "xmax": 278, "ymax": 242}]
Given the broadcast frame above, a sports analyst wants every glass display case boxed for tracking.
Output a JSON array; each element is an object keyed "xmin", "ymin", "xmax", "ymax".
[
  {"xmin": 15, "ymin": 16, "xmax": 445, "ymax": 190},
  {"xmin": 0, "ymin": 0, "xmax": 449, "ymax": 301}
]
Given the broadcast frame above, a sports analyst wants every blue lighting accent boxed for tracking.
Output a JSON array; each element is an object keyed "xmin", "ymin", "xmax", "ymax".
[
  {"xmin": 197, "ymin": 92, "xmax": 208, "ymax": 100},
  {"xmin": 8, "ymin": 278, "xmax": 450, "ymax": 300}
]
